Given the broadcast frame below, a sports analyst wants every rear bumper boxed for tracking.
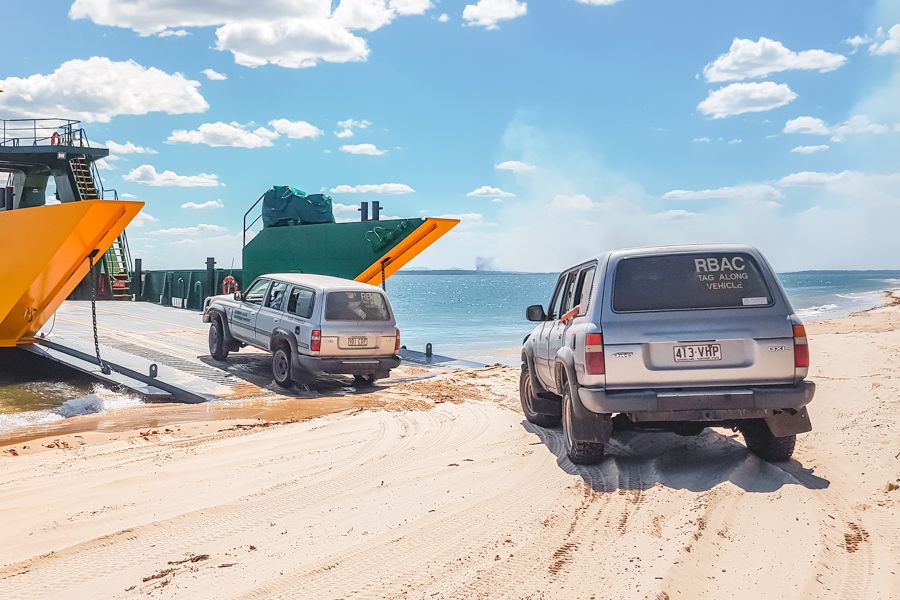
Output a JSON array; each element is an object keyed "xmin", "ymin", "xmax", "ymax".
[
  {"xmin": 297, "ymin": 354, "xmax": 401, "ymax": 376},
  {"xmin": 578, "ymin": 380, "xmax": 815, "ymax": 419}
]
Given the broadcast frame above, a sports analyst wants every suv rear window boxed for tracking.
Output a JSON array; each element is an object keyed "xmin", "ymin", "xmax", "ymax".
[
  {"xmin": 325, "ymin": 291, "xmax": 391, "ymax": 321},
  {"xmin": 613, "ymin": 252, "xmax": 773, "ymax": 312}
]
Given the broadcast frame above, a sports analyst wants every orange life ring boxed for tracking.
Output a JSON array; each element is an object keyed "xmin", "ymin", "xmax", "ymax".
[
  {"xmin": 221, "ymin": 275, "xmax": 238, "ymax": 295},
  {"xmin": 50, "ymin": 132, "xmax": 60, "ymax": 146}
]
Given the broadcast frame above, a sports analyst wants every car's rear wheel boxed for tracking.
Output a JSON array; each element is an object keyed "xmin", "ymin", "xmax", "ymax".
[
  {"xmin": 208, "ymin": 317, "xmax": 229, "ymax": 361},
  {"xmin": 562, "ymin": 386, "xmax": 605, "ymax": 465},
  {"xmin": 519, "ymin": 365, "xmax": 560, "ymax": 427},
  {"xmin": 741, "ymin": 420, "xmax": 796, "ymax": 462},
  {"xmin": 272, "ymin": 346, "xmax": 292, "ymax": 389},
  {"xmin": 353, "ymin": 374, "xmax": 376, "ymax": 387}
]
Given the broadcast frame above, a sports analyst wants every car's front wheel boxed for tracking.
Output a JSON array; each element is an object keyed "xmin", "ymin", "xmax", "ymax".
[
  {"xmin": 519, "ymin": 364, "xmax": 560, "ymax": 427},
  {"xmin": 562, "ymin": 386, "xmax": 605, "ymax": 465},
  {"xmin": 272, "ymin": 346, "xmax": 293, "ymax": 389},
  {"xmin": 741, "ymin": 420, "xmax": 796, "ymax": 462},
  {"xmin": 208, "ymin": 317, "xmax": 229, "ymax": 361}
]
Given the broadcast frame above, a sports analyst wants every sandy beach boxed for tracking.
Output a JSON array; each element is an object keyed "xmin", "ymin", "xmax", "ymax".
[{"xmin": 1, "ymin": 294, "xmax": 898, "ymax": 600}]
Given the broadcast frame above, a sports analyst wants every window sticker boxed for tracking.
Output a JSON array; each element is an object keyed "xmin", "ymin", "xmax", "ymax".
[{"xmin": 742, "ymin": 297, "xmax": 768, "ymax": 306}]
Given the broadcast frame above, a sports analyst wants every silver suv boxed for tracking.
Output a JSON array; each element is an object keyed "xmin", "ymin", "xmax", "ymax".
[
  {"xmin": 203, "ymin": 274, "xmax": 400, "ymax": 387},
  {"xmin": 521, "ymin": 245, "xmax": 814, "ymax": 464}
]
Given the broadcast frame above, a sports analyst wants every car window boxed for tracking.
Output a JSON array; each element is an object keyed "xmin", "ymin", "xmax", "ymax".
[
  {"xmin": 287, "ymin": 287, "xmax": 316, "ymax": 319},
  {"xmin": 243, "ymin": 279, "xmax": 270, "ymax": 305},
  {"xmin": 547, "ymin": 275, "xmax": 567, "ymax": 320},
  {"xmin": 613, "ymin": 252, "xmax": 774, "ymax": 312},
  {"xmin": 325, "ymin": 291, "xmax": 391, "ymax": 321},
  {"xmin": 575, "ymin": 265, "xmax": 596, "ymax": 315},
  {"xmin": 265, "ymin": 281, "xmax": 288, "ymax": 311},
  {"xmin": 559, "ymin": 272, "xmax": 579, "ymax": 315}
]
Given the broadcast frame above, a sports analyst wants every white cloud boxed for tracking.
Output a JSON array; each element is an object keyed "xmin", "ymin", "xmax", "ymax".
[
  {"xmin": 181, "ymin": 200, "xmax": 225, "ymax": 210},
  {"xmin": 131, "ymin": 211, "xmax": 159, "ymax": 227},
  {"xmin": 662, "ymin": 184, "xmax": 783, "ymax": 202},
  {"xmin": 68, "ymin": 0, "xmax": 331, "ymax": 35},
  {"xmin": 124, "ymin": 165, "xmax": 221, "ymax": 187},
  {"xmin": 335, "ymin": 118, "xmax": 370, "ymax": 138},
  {"xmin": 390, "ymin": 0, "xmax": 433, "ymax": 15},
  {"xmin": 467, "ymin": 185, "xmax": 516, "ymax": 198},
  {"xmin": 330, "ymin": 183, "xmax": 415, "ymax": 194},
  {"xmin": 0, "ymin": 57, "xmax": 207, "ymax": 123},
  {"xmin": 463, "ymin": 0, "xmax": 527, "ymax": 30},
  {"xmin": 201, "ymin": 68, "xmax": 227, "ymax": 80},
  {"xmin": 157, "ymin": 28, "xmax": 189, "ymax": 37},
  {"xmin": 550, "ymin": 194, "xmax": 596, "ymax": 210},
  {"xmin": 692, "ymin": 137, "xmax": 711, "ymax": 143},
  {"xmin": 340, "ymin": 143, "xmax": 387, "ymax": 155},
  {"xmin": 120, "ymin": 192, "xmax": 139, "ymax": 199},
  {"xmin": 105, "ymin": 140, "xmax": 156, "ymax": 154},
  {"xmin": 269, "ymin": 118, "xmax": 323, "ymax": 139},
  {"xmin": 335, "ymin": 129, "xmax": 354, "ymax": 138},
  {"xmin": 652, "ymin": 209, "xmax": 696, "ymax": 220},
  {"xmin": 95, "ymin": 158, "xmax": 115, "ymax": 171},
  {"xmin": 783, "ymin": 116, "xmax": 830, "ymax": 135},
  {"xmin": 870, "ymin": 24, "xmax": 900, "ymax": 55},
  {"xmin": 574, "ymin": 0, "xmax": 623, "ymax": 5},
  {"xmin": 703, "ymin": 37, "xmax": 846, "ymax": 82},
  {"xmin": 495, "ymin": 160, "xmax": 536, "ymax": 172},
  {"xmin": 783, "ymin": 114, "xmax": 891, "ymax": 141},
  {"xmin": 845, "ymin": 34, "xmax": 871, "ymax": 53},
  {"xmin": 150, "ymin": 224, "xmax": 227, "ymax": 236},
  {"xmin": 727, "ymin": 138, "xmax": 742, "ymax": 144},
  {"xmin": 790, "ymin": 144, "xmax": 830, "ymax": 154},
  {"xmin": 216, "ymin": 19, "xmax": 369, "ymax": 68},
  {"xmin": 776, "ymin": 171, "xmax": 853, "ymax": 186},
  {"xmin": 167, "ymin": 121, "xmax": 279, "ymax": 148},
  {"xmin": 698, "ymin": 82, "xmax": 797, "ymax": 119},
  {"xmin": 438, "ymin": 13, "xmax": 450, "ymax": 22}
]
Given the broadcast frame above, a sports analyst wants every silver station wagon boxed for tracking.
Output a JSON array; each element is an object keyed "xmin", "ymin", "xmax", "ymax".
[
  {"xmin": 521, "ymin": 244, "xmax": 815, "ymax": 464},
  {"xmin": 203, "ymin": 274, "xmax": 401, "ymax": 387}
]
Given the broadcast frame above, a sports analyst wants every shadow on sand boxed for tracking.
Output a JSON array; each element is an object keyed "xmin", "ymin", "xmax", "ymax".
[{"xmin": 525, "ymin": 421, "xmax": 830, "ymax": 494}]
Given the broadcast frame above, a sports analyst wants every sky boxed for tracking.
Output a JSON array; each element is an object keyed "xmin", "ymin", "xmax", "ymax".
[{"xmin": 1, "ymin": 0, "xmax": 899, "ymax": 272}]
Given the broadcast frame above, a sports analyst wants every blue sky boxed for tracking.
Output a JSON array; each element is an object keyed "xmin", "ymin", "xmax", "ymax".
[{"xmin": 2, "ymin": 0, "xmax": 899, "ymax": 271}]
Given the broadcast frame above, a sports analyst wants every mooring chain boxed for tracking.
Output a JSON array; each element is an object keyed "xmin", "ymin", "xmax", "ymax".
[{"xmin": 88, "ymin": 251, "xmax": 111, "ymax": 375}]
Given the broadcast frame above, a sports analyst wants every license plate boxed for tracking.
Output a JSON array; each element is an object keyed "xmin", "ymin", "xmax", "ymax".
[
  {"xmin": 673, "ymin": 343, "xmax": 722, "ymax": 362},
  {"xmin": 347, "ymin": 337, "xmax": 368, "ymax": 347}
]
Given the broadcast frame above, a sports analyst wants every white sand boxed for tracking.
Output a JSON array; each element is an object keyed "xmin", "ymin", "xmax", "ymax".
[{"xmin": 1, "ymin": 299, "xmax": 898, "ymax": 599}]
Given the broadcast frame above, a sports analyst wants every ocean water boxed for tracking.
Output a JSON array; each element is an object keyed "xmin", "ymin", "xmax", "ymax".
[
  {"xmin": 1, "ymin": 270, "xmax": 897, "ymax": 430},
  {"xmin": 387, "ymin": 270, "xmax": 900, "ymax": 363}
]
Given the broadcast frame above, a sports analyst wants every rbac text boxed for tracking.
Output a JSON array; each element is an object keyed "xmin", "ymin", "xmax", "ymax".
[{"xmin": 694, "ymin": 257, "xmax": 745, "ymax": 273}]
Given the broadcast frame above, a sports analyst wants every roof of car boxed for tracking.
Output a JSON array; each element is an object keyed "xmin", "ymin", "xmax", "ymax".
[
  {"xmin": 261, "ymin": 273, "xmax": 384, "ymax": 292},
  {"xmin": 580, "ymin": 244, "xmax": 761, "ymax": 265}
]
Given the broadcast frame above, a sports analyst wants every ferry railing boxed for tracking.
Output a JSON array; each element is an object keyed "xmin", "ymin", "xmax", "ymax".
[
  {"xmin": 242, "ymin": 192, "xmax": 266, "ymax": 247},
  {"xmin": 0, "ymin": 118, "xmax": 87, "ymax": 147}
]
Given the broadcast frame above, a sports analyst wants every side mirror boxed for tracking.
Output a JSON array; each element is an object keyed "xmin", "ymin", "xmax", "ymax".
[
  {"xmin": 233, "ymin": 291, "xmax": 242, "ymax": 301},
  {"xmin": 526, "ymin": 304, "xmax": 547, "ymax": 322}
]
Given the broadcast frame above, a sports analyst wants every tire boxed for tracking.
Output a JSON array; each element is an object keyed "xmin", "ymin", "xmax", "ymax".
[
  {"xmin": 562, "ymin": 386, "xmax": 605, "ymax": 465},
  {"xmin": 208, "ymin": 318, "xmax": 229, "ymax": 361},
  {"xmin": 519, "ymin": 365, "xmax": 560, "ymax": 427},
  {"xmin": 272, "ymin": 346, "xmax": 293, "ymax": 389},
  {"xmin": 741, "ymin": 420, "xmax": 796, "ymax": 462},
  {"xmin": 353, "ymin": 374, "xmax": 375, "ymax": 387}
]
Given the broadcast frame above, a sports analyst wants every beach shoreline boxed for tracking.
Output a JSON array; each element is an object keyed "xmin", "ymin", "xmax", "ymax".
[{"xmin": 1, "ymin": 292, "xmax": 898, "ymax": 599}]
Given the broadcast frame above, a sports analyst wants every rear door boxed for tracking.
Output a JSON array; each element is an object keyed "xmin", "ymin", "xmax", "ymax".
[
  {"xmin": 320, "ymin": 290, "xmax": 396, "ymax": 357},
  {"xmin": 545, "ymin": 266, "xmax": 595, "ymax": 385},
  {"xmin": 255, "ymin": 280, "xmax": 289, "ymax": 347},
  {"xmin": 601, "ymin": 251, "xmax": 795, "ymax": 389},
  {"xmin": 231, "ymin": 278, "xmax": 270, "ymax": 344},
  {"xmin": 283, "ymin": 286, "xmax": 316, "ymax": 353}
]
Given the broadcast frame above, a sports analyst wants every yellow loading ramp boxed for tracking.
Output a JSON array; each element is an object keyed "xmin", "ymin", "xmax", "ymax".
[
  {"xmin": 0, "ymin": 199, "xmax": 144, "ymax": 347},
  {"xmin": 355, "ymin": 218, "xmax": 459, "ymax": 286}
]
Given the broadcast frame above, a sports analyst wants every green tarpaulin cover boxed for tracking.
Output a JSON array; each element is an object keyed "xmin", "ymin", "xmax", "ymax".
[{"xmin": 262, "ymin": 185, "xmax": 335, "ymax": 227}]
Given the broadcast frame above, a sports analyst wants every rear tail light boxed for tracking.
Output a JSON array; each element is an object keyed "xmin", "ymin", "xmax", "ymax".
[
  {"xmin": 793, "ymin": 323, "xmax": 809, "ymax": 368},
  {"xmin": 394, "ymin": 328, "xmax": 401, "ymax": 353},
  {"xmin": 585, "ymin": 332, "xmax": 605, "ymax": 375},
  {"xmin": 311, "ymin": 330, "xmax": 321, "ymax": 352}
]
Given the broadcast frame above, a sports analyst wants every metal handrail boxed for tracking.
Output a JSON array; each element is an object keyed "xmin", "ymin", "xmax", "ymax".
[
  {"xmin": 243, "ymin": 192, "xmax": 266, "ymax": 247},
  {"xmin": 0, "ymin": 118, "xmax": 87, "ymax": 148}
]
